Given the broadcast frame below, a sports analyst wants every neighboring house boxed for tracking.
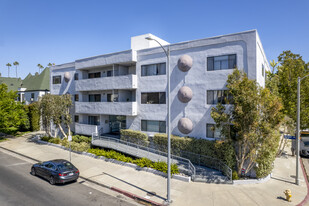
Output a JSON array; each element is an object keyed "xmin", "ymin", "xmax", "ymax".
[
  {"xmin": 0, "ymin": 68, "xmax": 50, "ymax": 104},
  {"xmin": 50, "ymin": 30, "xmax": 270, "ymax": 139},
  {"xmin": 0, "ymin": 75, "xmax": 23, "ymax": 92},
  {"xmin": 18, "ymin": 68, "xmax": 50, "ymax": 104}
]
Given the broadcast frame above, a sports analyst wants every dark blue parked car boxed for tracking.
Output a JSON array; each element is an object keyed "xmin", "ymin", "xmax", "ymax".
[{"xmin": 31, "ymin": 159, "xmax": 79, "ymax": 185}]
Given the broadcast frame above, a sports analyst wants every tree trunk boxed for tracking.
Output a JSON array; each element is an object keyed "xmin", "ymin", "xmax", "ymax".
[{"xmin": 57, "ymin": 123, "xmax": 67, "ymax": 138}]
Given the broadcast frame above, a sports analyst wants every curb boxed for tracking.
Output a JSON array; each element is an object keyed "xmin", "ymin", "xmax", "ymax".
[
  {"xmin": 297, "ymin": 158, "xmax": 309, "ymax": 206},
  {"xmin": 0, "ymin": 145, "xmax": 164, "ymax": 206},
  {"xmin": 111, "ymin": 186, "xmax": 163, "ymax": 206}
]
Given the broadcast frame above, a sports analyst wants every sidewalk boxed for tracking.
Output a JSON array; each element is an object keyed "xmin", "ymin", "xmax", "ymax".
[{"xmin": 0, "ymin": 132, "xmax": 307, "ymax": 206}]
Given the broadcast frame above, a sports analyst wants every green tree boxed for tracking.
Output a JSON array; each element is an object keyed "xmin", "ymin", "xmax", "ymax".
[
  {"xmin": 211, "ymin": 69, "xmax": 283, "ymax": 177},
  {"xmin": 277, "ymin": 51, "xmax": 309, "ymax": 129},
  {"xmin": 39, "ymin": 94, "xmax": 72, "ymax": 137},
  {"xmin": 13, "ymin": 61, "xmax": 19, "ymax": 77},
  {"xmin": 0, "ymin": 84, "xmax": 28, "ymax": 133},
  {"xmin": 6, "ymin": 63, "xmax": 11, "ymax": 77}
]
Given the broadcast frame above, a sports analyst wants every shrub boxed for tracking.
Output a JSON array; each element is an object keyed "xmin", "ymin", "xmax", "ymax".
[
  {"xmin": 232, "ymin": 170, "xmax": 239, "ymax": 180},
  {"xmin": 87, "ymin": 148, "xmax": 179, "ymax": 175},
  {"xmin": 41, "ymin": 136, "xmax": 52, "ymax": 142},
  {"xmin": 153, "ymin": 133, "xmax": 236, "ymax": 169},
  {"xmin": 72, "ymin": 135, "xmax": 91, "ymax": 144},
  {"xmin": 120, "ymin": 129, "xmax": 149, "ymax": 146},
  {"xmin": 70, "ymin": 142, "xmax": 90, "ymax": 152},
  {"xmin": 26, "ymin": 102, "xmax": 40, "ymax": 131},
  {"xmin": 48, "ymin": 137, "xmax": 61, "ymax": 144}
]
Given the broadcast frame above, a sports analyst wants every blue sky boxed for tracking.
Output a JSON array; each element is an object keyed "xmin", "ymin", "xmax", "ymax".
[{"xmin": 0, "ymin": 0, "xmax": 308, "ymax": 79}]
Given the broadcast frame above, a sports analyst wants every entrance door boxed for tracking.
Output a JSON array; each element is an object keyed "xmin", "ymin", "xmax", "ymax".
[{"xmin": 109, "ymin": 115, "xmax": 126, "ymax": 134}]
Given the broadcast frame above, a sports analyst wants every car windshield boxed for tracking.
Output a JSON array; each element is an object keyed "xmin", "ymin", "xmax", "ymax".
[
  {"xmin": 57, "ymin": 162, "xmax": 75, "ymax": 171},
  {"xmin": 304, "ymin": 141, "xmax": 309, "ymax": 147}
]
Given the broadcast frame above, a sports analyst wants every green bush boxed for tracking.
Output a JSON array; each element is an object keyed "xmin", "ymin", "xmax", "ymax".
[
  {"xmin": 120, "ymin": 129, "xmax": 149, "ymax": 146},
  {"xmin": 70, "ymin": 142, "xmax": 90, "ymax": 152},
  {"xmin": 26, "ymin": 102, "xmax": 40, "ymax": 131},
  {"xmin": 87, "ymin": 148, "xmax": 179, "ymax": 175},
  {"xmin": 232, "ymin": 170, "xmax": 239, "ymax": 180},
  {"xmin": 48, "ymin": 137, "xmax": 61, "ymax": 144},
  {"xmin": 153, "ymin": 133, "xmax": 236, "ymax": 169},
  {"xmin": 41, "ymin": 136, "xmax": 52, "ymax": 142},
  {"xmin": 72, "ymin": 135, "xmax": 91, "ymax": 144}
]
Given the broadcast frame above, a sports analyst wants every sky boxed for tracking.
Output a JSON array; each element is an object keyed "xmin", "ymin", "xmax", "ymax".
[{"xmin": 0, "ymin": 0, "xmax": 308, "ymax": 79}]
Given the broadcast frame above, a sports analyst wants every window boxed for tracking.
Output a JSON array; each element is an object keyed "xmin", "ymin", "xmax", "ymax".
[
  {"xmin": 88, "ymin": 72, "xmax": 101, "ymax": 79},
  {"xmin": 89, "ymin": 94, "xmax": 101, "ymax": 102},
  {"xmin": 107, "ymin": 70, "xmax": 113, "ymax": 77},
  {"xmin": 74, "ymin": 73, "xmax": 79, "ymax": 80},
  {"xmin": 74, "ymin": 94, "xmax": 79, "ymax": 101},
  {"xmin": 207, "ymin": 54, "xmax": 236, "ymax": 71},
  {"xmin": 88, "ymin": 116, "xmax": 100, "ymax": 125},
  {"xmin": 141, "ymin": 120, "xmax": 166, "ymax": 133},
  {"xmin": 74, "ymin": 115, "xmax": 79, "ymax": 123},
  {"xmin": 107, "ymin": 93, "xmax": 118, "ymax": 102},
  {"xmin": 141, "ymin": 63, "xmax": 166, "ymax": 76},
  {"xmin": 206, "ymin": 124, "xmax": 221, "ymax": 138},
  {"xmin": 31, "ymin": 93, "xmax": 34, "ymax": 98},
  {"xmin": 141, "ymin": 92, "xmax": 166, "ymax": 104},
  {"xmin": 52, "ymin": 76, "xmax": 61, "ymax": 84},
  {"xmin": 262, "ymin": 64, "xmax": 264, "ymax": 77},
  {"xmin": 207, "ymin": 90, "xmax": 233, "ymax": 104}
]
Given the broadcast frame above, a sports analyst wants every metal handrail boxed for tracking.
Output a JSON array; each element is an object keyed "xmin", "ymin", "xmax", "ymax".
[{"xmin": 92, "ymin": 135, "xmax": 196, "ymax": 178}]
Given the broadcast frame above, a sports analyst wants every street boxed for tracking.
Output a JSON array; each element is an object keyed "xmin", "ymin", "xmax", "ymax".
[{"xmin": 0, "ymin": 150, "xmax": 136, "ymax": 206}]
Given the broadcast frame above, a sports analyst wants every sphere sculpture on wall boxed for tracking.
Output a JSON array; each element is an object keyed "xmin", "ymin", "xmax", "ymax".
[
  {"xmin": 177, "ymin": 55, "xmax": 193, "ymax": 72},
  {"xmin": 177, "ymin": 86, "xmax": 193, "ymax": 103},
  {"xmin": 177, "ymin": 117, "xmax": 193, "ymax": 134},
  {"xmin": 64, "ymin": 72, "xmax": 71, "ymax": 83}
]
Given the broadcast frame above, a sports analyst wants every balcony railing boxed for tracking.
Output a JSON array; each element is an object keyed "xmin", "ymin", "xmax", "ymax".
[
  {"xmin": 76, "ymin": 74, "xmax": 137, "ymax": 91},
  {"xmin": 75, "ymin": 101, "xmax": 137, "ymax": 116}
]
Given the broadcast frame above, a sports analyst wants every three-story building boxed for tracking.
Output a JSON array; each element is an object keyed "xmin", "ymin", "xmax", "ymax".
[{"xmin": 50, "ymin": 30, "xmax": 269, "ymax": 139}]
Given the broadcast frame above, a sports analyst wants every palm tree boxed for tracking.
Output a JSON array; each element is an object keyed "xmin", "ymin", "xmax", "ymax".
[
  {"xmin": 37, "ymin": 64, "xmax": 44, "ymax": 74},
  {"xmin": 13, "ymin": 61, "xmax": 19, "ymax": 77},
  {"xmin": 6, "ymin": 63, "xmax": 12, "ymax": 77}
]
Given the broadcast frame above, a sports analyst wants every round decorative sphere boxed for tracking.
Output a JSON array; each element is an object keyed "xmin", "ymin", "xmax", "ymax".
[
  {"xmin": 178, "ymin": 86, "xmax": 193, "ymax": 103},
  {"xmin": 178, "ymin": 118, "xmax": 193, "ymax": 134},
  {"xmin": 177, "ymin": 55, "xmax": 193, "ymax": 72},
  {"xmin": 64, "ymin": 72, "xmax": 71, "ymax": 82}
]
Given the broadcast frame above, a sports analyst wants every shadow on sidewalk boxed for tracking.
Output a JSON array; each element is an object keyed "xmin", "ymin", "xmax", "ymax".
[
  {"xmin": 102, "ymin": 172, "xmax": 166, "ymax": 201},
  {"xmin": 271, "ymin": 176, "xmax": 295, "ymax": 184}
]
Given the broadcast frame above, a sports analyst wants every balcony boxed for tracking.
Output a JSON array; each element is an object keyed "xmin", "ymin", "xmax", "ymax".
[
  {"xmin": 75, "ymin": 123, "xmax": 98, "ymax": 136},
  {"xmin": 76, "ymin": 74, "xmax": 137, "ymax": 91},
  {"xmin": 75, "ymin": 102, "xmax": 137, "ymax": 116},
  {"xmin": 75, "ymin": 50, "xmax": 136, "ymax": 70}
]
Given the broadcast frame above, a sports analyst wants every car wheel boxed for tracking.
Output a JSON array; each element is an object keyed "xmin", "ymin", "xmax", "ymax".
[
  {"xmin": 49, "ymin": 176, "xmax": 55, "ymax": 185},
  {"xmin": 31, "ymin": 167, "xmax": 36, "ymax": 176}
]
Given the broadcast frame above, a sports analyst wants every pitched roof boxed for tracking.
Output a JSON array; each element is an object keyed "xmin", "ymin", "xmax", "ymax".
[
  {"xmin": 21, "ymin": 67, "xmax": 50, "ymax": 91},
  {"xmin": 0, "ymin": 77, "xmax": 22, "ymax": 91}
]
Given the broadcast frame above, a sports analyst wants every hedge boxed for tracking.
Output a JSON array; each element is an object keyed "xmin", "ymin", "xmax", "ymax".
[
  {"xmin": 88, "ymin": 148, "xmax": 179, "ymax": 175},
  {"xmin": 120, "ymin": 129, "xmax": 149, "ymax": 146},
  {"xmin": 153, "ymin": 133, "xmax": 235, "ymax": 169},
  {"xmin": 25, "ymin": 102, "xmax": 40, "ymax": 131}
]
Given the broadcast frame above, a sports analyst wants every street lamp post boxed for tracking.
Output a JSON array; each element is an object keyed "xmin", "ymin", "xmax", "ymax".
[
  {"xmin": 296, "ymin": 74, "xmax": 309, "ymax": 185},
  {"xmin": 145, "ymin": 37, "xmax": 171, "ymax": 203}
]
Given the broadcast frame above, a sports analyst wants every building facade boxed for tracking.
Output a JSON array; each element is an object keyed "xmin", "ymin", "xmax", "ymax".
[{"xmin": 50, "ymin": 30, "xmax": 270, "ymax": 139}]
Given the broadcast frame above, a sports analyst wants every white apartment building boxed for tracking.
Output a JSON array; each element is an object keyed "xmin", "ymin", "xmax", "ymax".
[{"xmin": 50, "ymin": 30, "xmax": 270, "ymax": 139}]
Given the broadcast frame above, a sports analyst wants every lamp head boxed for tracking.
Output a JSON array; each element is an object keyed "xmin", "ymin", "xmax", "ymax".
[{"xmin": 145, "ymin": 37, "xmax": 154, "ymax": 41}]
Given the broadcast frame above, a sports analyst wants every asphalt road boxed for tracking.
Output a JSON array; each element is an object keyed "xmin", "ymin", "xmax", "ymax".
[{"xmin": 0, "ymin": 150, "xmax": 136, "ymax": 206}]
